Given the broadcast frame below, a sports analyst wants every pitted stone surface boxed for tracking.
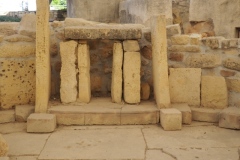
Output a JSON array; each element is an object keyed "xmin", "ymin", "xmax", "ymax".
[
  {"xmin": 191, "ymin": 107, "xmax": 221, "ymax": 123},
  {"xmin": 172, "ymin": 103, "xmax": 192, "ymax": 125},
  {"xmin": 0, "ymin": 134, "xmax": 8, "ymax": 156},
  {"xmin": 219, "ymin": 107, "xmax": 240, "ymax": 130},
  {"xmin": 0, "ymin": 110, "xmax": 15, "ymax": 124},
  {"xmin": 160, "ymin": 108, "xmax": 182, "ymax": 131}
]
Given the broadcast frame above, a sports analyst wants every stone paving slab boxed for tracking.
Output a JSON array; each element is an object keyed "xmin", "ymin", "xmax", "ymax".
[
  {"xmin": 146, "ymin": 150, "xmax": 175, "ymax": 160},
  {"xmin": 38, "ymin": 128, "xmax": 145, "ymax": 160},
  {"xmin": 0, "ymin": 123, "xmax": 26, "ymax": 134}
]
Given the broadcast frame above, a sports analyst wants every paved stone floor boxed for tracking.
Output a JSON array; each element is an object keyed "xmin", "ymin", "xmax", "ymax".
[{"xmin": 0, "ymin": 122, "xmax": 240, "ymax": 160}]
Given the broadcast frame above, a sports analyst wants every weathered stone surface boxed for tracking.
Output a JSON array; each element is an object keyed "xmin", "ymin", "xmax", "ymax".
[
  {"xmin": 27, "ymin": 113, "xmax": 56, "ymax": 133},
  {"xmin": 190, "ymin": 34, "xmax": 201, "ymax": 45},
  {"xmin": 171, "ymin": 35, "xmax": 190, "ymax": 45},
  {"xmin": 169, "ymin": 68, "xmax": 201, "ymax": 106},
  {"xmin": 123, "ymin": 52, "xmax": 141, "ymax": 104},
  {"xmin": 0, "ymin": 35, "xmax": 4, "ymax": 43},
  {"xmin": 15, "ymin": 105, "xmax": 34, "ymax": 122},
  {"xmin": 223, "ymin": 58, "xmax": 240, "ymax": 71},
  {"xmin": 146, "ymin": 150, "xmax": 174, "ymax": 160},
  {"xmin": 221, "ymin": 39, "xmax": 230, "ymax": 49},
  {"xmin": 202, "ymin": 37, "xmax": 223, "ymax": 49},
  {"xmin": 141, "ymin": 83, "xmax": 150, "ymax": 100},
  {"xmin": 169, "ymin": 52, "xmax": 184, "ymax": 61},
  {"xmin": 111, "ymin": 42, "xmax": 123, "ymax": 103},
  {"xmin": 0, "ymin": 59, "xmax": 35, "ymax": 109},
  {"xmin": 166, "ymin": 24, "xmax": 181, "ymax": 38},
  {"xmin": 0, "ymin": 157, "xmax": 9, "ymax": 160},
  {"xmin": 151, "ymin": 15, "xmax": 171, "ymax": 108},
  {"xmin": 160, "ymin": 108, "xmax": 182, "ymax": 131},
  {"xmin": 18, "ymin": 14, "xmax": 36, "ymax": 38},
  {"xmin": 226, "ymin": 78, "xmax": 240, "ymax": 93},
  {"xmin": 172, "ymin": 103, "xmax": 192, "ymax": 125},
  {"xmin": 35, "ymin": 0, "xmax": 51, "ymax": 113},
  {"xmin": 123, "ymin": 40, "xmax": 140, "ymax": 52},
  {"xmin": 219, "ymin": 107, "xmax": 240, "ymax": 130},
  {"xmin": 185, "ymin": 54, "xmax": 221, "ymax": 68},
  {"xmin": 201, "ymin": 76, "xmax": 228, "ymax": 109},
  {"xmin": 220, "ymin": 70, "xmax": 236, "ymax": 77},
  {"xmin": 169, "ymin": 45, "xmax": 200, "ymax": 52},
  {"xmin": 229, "ymin": 39, "xmax": 238, "ymax": 48},
  {"xmin": 4, "ymin": 34, "xmax": 33, "ymax": 42},
  {"xmin": 141, "ymin": 45, "xmax": 152, "ymax": 60},
  {"xmin": 78, "ymin": 43, "xmax": 91, "ymax": 103},
  {"xmin": 0, "ymin": 42, "xmax": 35, "ymax": 58},
  {"xmin": 0, "ymin": 23, "xmax": 19, "ymax": 36},
  {"xmin": 191, "ymin": 107, "xmax": 221, "ymax": 123},
  {"xmin": 65, "ymin": 24, "xmax": 143, "ymax": 40},
  {"xmin": 0, "ymin": 134, "xmax": 8, "ymax": 156},
  {"xmin": 0, "ymin": 110, "xmax": 15, "ymax": 124},
  {"xmin": 228, "ymin": 92, "xmax": 240, "ymax": 107},
  {"xmin": 60, "ymin": 41, "xmax": 78, "ymax": 103}
]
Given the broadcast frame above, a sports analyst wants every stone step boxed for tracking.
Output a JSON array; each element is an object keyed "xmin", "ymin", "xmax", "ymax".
[
  {"xmin": 219, "ymin": 107, "xmax": 240, "ymax": 130},
  {"xmin": 48, "ymin": 98, "xmax": 159, "ymax": 125},
  {"xmin": 191, "ymin": 107, "xmax": 222, "ymax": 123}
]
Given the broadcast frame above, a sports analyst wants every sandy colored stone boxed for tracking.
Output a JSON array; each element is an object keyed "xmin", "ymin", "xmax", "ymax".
[
  {"xmin": 191, "ymin": 107, "xmax": 221, "ymax": 123},
  {"xmin": 141, "ymin": 83, "xmax": 150, "ymax": 100},
  {"xmin": 221, "ymin": 39, "xmax": 230, "ymax": 49},
  {"xmin": 141, "ymin": 45, "xmax": 152, "ymax": 60},
  {"xmin": 78, "ymin": 43, "xmax": 91, "ymax": 103},
  {"xmin": 0, "ymin": 134, "xmax": 8, "ymax": 156},
  {"xmin": 171, "ymin": 35, "xmax": 190, "ymax": 45},
  {"xmin": 0, "ymin": 42, "xmax": 35, "ymax": 58},
  {"xmin": 229, "ymin": 39, "xmax": 238, "ymax": 48},
  {"xmin": 219, "ymin": 107, "xmax": 240, "ymax": 130},
  {"xmin": 18, "ymin": 14, "xmax": 36, "ymax": 38},
  {"xmin": 202, "ymin": 37, "xmax": 223, "ymax": 49},
  {"xmin": 85, "ymin": 113, "xmax": 121, "ymax": 125},
  {"xmin": 0, "ymin": 157, "xmax": 9, "ymax": 160},
  {"xmin": 35, "ymin": 0, "xmax": 51, "ymax": 113},
  {"xmin": 123, "ymin": 52, "xmax": 141, "ymax": 104},
  {"xmin": 169, "ymin": 45, "xmax": 200, "ymax": 52},
  {"xmin": 160, "ymin": 108, "xmax": 182, "ymax": 131},
  {"xmin": 220, "ymin": 70, "xmax": 236, "ymax": 77},
  {"xmin": 190, "ymin": 34, "xmax": 201, "ymax": 45},
  {"xmin": 27, "ymin": 113, "xmax": 56, "ymax": 133},
  {"xmin": 0, "ymin": 59, "xmax": 35, "ymax": 109},
  {"xmin": 0, "ymin": 22, "xmax": 19, "ymax": 36},
  {"xmin": 169, "ymin": 68, "xmax": 201, "ymax": 106},
  {"xmin": 0, "ymin": 110, "xmax": 15, "ymax": 124},
  {"xmin": 60, "ymin": 41, "xmax": 78, "ymax": 103},
  {"xmin": 166, "ymin": 24, "xmax": 181, "ymax": 38},
  {"xmin": 226, "ymin": 78, "xmax": 240, "ymax": 93},
  {"xmin": 185, "ymin": 54, "xmax": 221, "ymax": 68},
  {"xmin": 123, "ymin": 40, "xmax": 140, "ymax": 52},
  {"xmin": 151, "ymin": 15, "xmax": 171, "ymax": 108},
  {"xmin": 4, "ymin": 34, "xmax": 33, "ymax": 42},
  {"xmin": 223, "ymin": 58, "xmax": 240, "ymax": 71},
  {"xmin": 169, "ymin": 52, "xmax": 184, "ymax": 61},
  {"xmin": 172, "ymin": 103, "xmax": 192, "ymax": 125},
  {"xmin": 15, "ymin": 105, "xmax": 34, "ymax": 122},
  {"xmin": 146, "ymin": 150, "xmax": 175, "ymax": 160},
  {"xmin": 201, "ymin": 76, "xmax": 228, "ymax": 109},
  {"xmin": 111, "ymin": 42, "xmax": 123, "ymax": 103}
]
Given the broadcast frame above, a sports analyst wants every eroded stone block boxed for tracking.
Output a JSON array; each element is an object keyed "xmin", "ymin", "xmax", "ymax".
[
  {"xmin": 226, "ymin": 78, "xmax": 240, "ymax": 93},
  {"xmin": 15, "ymin": 105, "xmax": 34, "ymax": 122},
  {"xmin": 27, "ymin": 113, "xmax": 56, "ymax": 133},
  {"xmin": 172, "ymin": 103, "xmax": 192, "ymax": 125},
  {"xmin": 202, "ymin": 37, "xmax": 224, "ymax": 49},
  {"xmin": 0, "ymin": 134, "xmax": 8, "ymax": 156},
  {"xmin": 60, "ymin": 41, "xmax": 78, "ymax": 103},
  {"xmin": 18, "ymin": 14, "xmax": 36, "ymax": 38},
  {"xmin": 191, "ymin": 107, "xmax": 221, "ymax": 123},
  {"xmin": 185, "ymin": 54, "xmax": 221, "ymax": 68},
  {"xmin": 219, "ymin": 107, "xmax": 240, "ymax": 130},
  {"xmin": 223, "ymin": 58, "xmax": 240, "ymax": 71},
  {"xmin": 201, "ymin": 76, "xmax": 228, "ymax": 109},
  {"xmin": 160, "ymin": 108, "xmax": 182, "ymax": 131},
  {"xmin": 171, "ymin": 35, "xmax": 190, "ymax": 45},
  {"xmin": 123, "ymin": 52, "xmax": 141, "ymax": 104},
  {"xmin": 0, "ymin": 110, "xmax": 15, "ymax": 124},
  {"xmin": 123, "ymin": 40, "xmax": 140, "ymax": 52},
  {"xmin": 169, "ymin": 45, "xmax": 200, "ymax": 52},
  {"xmin": 0, "ymin": 22, "xmax": 19, "ymax": 36},
  {"xmin": 166, "ymin": 24, "xmax": 181, "ymax": 38}
]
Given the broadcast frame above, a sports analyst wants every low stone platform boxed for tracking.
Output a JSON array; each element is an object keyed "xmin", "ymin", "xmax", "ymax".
[{"xmin": 48, "ymin": 98, "xmax": 159, "ymax": 125}]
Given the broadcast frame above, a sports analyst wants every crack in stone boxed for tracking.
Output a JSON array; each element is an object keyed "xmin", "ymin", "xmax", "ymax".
[
  {"xmin": 141, "ymin": 127, "xmax": 148, "ymax": 160},
  {"xmin": 38, "ymin": 133, "xmax": 53, "ymax": 159},
  {"xmin": 161, "ymin": 148, "xmax": 177, "ymax": 160}
]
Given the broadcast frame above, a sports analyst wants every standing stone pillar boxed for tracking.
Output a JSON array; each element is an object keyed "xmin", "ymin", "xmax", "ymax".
[
  {"xmin": 151, "ymin": 15, "xmax": 171, "ymax": 108},
  {"xmin": 78, "ymin": 43, "xmax": 91, "ymax": 103},
  {"xmin": 111, "ymin": 42, "xmax": 123, "ymax": 103},
  {"xmin": 35, "ymin": 0, "xmax": 50, "ymax": 113}
]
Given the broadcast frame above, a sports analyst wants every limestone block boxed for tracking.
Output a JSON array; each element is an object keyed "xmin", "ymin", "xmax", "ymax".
[
  {"xmin": 18, "ymin": 14, "xmax": 36, "ymax": 38},
  {"xmin": 151, "ymin": 15, "xmax": 171, "ymax": 108},
  {"xmin": 160, "ymin": 108, "xmax": 182, "ymax": 131},
  {"xmin": 15, "ymin": 105, "xmax": 35, "ymax": 122},
  {"xmin": 202, "ymin": 37, "xmax": 224, "ymax": 49},
  {"xmin": 123, "ymin": 52, "xmax": 141, "ymax": 104},
  {"xmin": 190, "ymin": 34, "xmax": 201, "ymax": 45},
  {"xmin": 169, "ymin": 68, "xmax": 201, "ymax": 106},
  {"xmin": 123, "ymin": 40, "xmax": 140, "ymax": 52},
  {"xmin": 169, "ymin": 52, "xmax": 184, "ymax": 62},
  {"xmin": 27, "ymin": 113, "xmax": 56, "ymax": 133},
  {"xmin": 220, "ymin": 70, "xmax": 236, "ymax": 77},
  {"xmin": 78, "ymin": 43, "xmax": 91, "ymax": 103},
  {"xmin": 201, "ymin": 76, "xmax": 228, "ymax": 109},
  {"xmin": 111, "ymin": 42, "xmax": 123, "ymax": 103},
  {"xmin": 0, "ymin": 35, "xmax": 4, "ymax": 43},
  {"xmin": 141, "ymin": 83, "xmax": 150, "ymax": 100},
  {"xmin": 221, "ymin": 39, "xmax": 230, "ymax": 49},
  {"xmin": 171, "ymin": 35, "xmax": 190, "ymax": 45},
  {"xmin": 0, "ymin": 59, "xmax": 35, "ymax": 109},
  {"xmin": 141, "ymin": 45, "xmax": 152, "ymax": 60},
  {"xmin": 185, "ymin": 54, "xmax": 221, "ymax": 68},
  {"xmin": 0, "ymin": 110, "xmax": 15, "ymax": 124},
  {"xmin": 166, "ymin": 24, "xmax": 181, "ymax": 38},
  {"xmin": 223, "ymin": 58, "xmax": 240, "ymax": 71},
  {"xmin": 0, "ymin": 22, "xmax": 19, "ymax": 36},
  {"xmin": 219, "ymin": 107, "xmax": 240, "ymax": 130},
  {"xmin": 35, "ymin": 0, "xmax": 51, "ymax": 113},
  {"xmin": 226, "ymin": 78, "xmax": 240, "ymax": 93},
  {"xmin": 172, "ymin": 103, "xmax": 192, "ymax": 125},
  {"xmin": 85, "ymin": 113, "xmax": 121, "ymax": 125},
  {"xmin": 60, "ymin": 41, "xmax": 78, "ymax": 103},
  {"xmin": 0, "ymin": 42, "xmax": 35, "ymax": 58},
  {"xmin": 191, "ymin": 107, "xmax": 221, "ymax": 123},
  {"xmin": 0, "ymin": 134, "xmax": 8, "ymax": 156},
  {"xmin": 0, "ymin": 157, "xmax": 9, "ymax": 160},
  {"xmin": 169, "ymin": 45, "xmax": 200, "ymax": 52},
  {"xmin": 4, "ymin": 34, "xmax": 33, "ymax": 42},
  {"xmin": 229, "ymin": 39, "xmax": 238, "ymax": 48}
]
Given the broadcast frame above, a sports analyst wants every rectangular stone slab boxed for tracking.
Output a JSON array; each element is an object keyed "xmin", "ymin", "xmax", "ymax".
[{"xmin": 65, "ymin": 24, "xmax": 143, "ymax": 40}]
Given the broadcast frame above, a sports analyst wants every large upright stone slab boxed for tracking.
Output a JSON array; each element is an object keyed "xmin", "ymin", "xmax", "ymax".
[
  {"xmin": 60, "ymin": 41, "xmax": 78, "ymax": 103},
  {"xmin": 78, "ymin": 43, "xmax": 91, "ymax": 103},
  {"xmin": 151, "ymin": 15, "xmax": 171, "ymax": 108},
  {"xmin": 201, "ymin": 76, "xmax": 228, "ymax": 109},
  {"xmin": 35, "ymin": 0, "xmax": 51, "ymax": 113},
  {"xmin": 123, "ymin": 52, "xmax": 141, "ymax": 104},
  {"xmin": 169, "ymin": 68, "xmax": 201, "ymax": 106},
  {"xmin": 111, "ymin": 42, "xmax": 123, "ymax": 103}
]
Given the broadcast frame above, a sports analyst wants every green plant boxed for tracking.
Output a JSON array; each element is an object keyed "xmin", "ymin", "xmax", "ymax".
[{"xmin": 0, "ymin": 16, "xmax": 21, "ymax": 22}]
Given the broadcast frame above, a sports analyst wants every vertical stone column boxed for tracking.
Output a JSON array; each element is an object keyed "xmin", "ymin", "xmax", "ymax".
[
  {"xmin": 111, "ymin": 42, "xmax": 123, "ymax": 103},
  {"xmin": 35, "ymin": 0, "xmax": 50, "ymax": 113},
  {"xmin": 151, "ymin": 15, "xmax": 171, "ymax": 108},
  {"xmin": 60, "ymin": 41, "xmax": 78, "ymax": 103},
  {"xmin": 78, "ymin": 43, "xmax": 91, "ymax": 103}
]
